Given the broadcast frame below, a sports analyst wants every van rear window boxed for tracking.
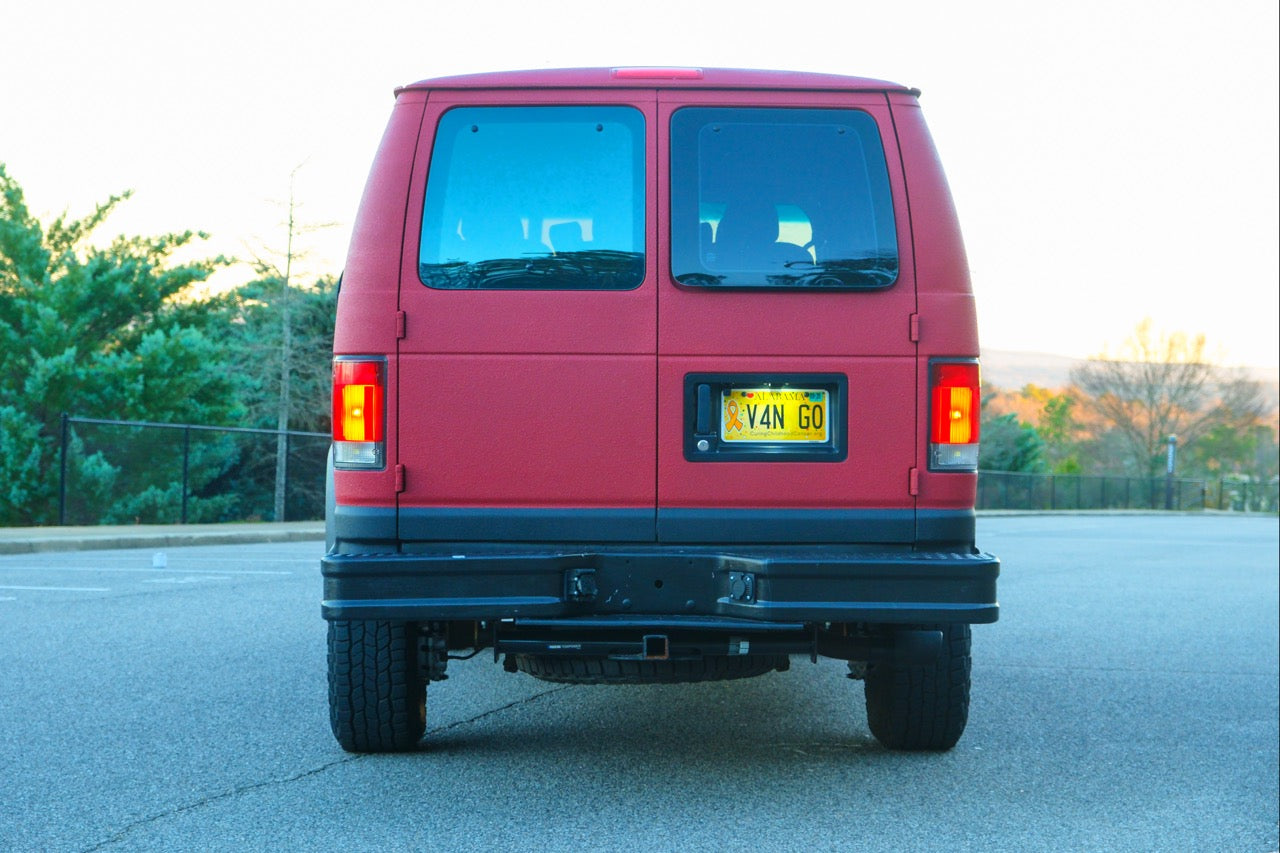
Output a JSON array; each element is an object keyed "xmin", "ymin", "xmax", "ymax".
[
  {"xmin": 670, "ymin": 107, "xmax": 898, "ymax": 289},
  {"xmin": 419, "ymin": 106, "xmax": 645, "ymax": 290}
]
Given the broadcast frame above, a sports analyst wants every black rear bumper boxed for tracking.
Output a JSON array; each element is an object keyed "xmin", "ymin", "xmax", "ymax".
[{"xmin": 321, "ymin": 543, "xmax": 999, "ymax": 625}]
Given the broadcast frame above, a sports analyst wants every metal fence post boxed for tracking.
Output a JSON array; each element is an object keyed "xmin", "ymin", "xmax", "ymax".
[
  {"xmin": 282, "ymin": 431, "xmax": 291, "ymax": 523},
  {"xmin": 181, "ymin": 426, "xmax": 191, "ymax": 524},
  {"xmin": 59, "ymin": 413, "xmax": 70, "ymax": 525}
]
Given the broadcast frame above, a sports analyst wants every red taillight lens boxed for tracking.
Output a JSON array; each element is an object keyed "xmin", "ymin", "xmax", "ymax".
[
  {"xmin": 333, "ymin": 359, "xmax": 385, "ymax": 468},
  {"xmin": 333, "ymin": 360, "xmax": 384, "ymax": 442},
  {"xmin": 929, "ymin": 361, "xmax": 980, "ymax": 470}
]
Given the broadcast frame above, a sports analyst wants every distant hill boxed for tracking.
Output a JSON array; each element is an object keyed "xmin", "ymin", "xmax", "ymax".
[
  {"xmin": 981, "ymin": 348, "xmax": 1280, "ymax": 410},
  {"xmin": 981, "ymin": 350, "xmax": 1080, "ymax": 390}
]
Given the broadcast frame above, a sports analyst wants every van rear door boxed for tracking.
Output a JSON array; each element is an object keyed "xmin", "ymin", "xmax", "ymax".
[
  {"xmin": 396, "ymin": 92, "xmax": 658, "ymax": 542},
  {"xmin": 655, "ymin": 90, "xmax": 918, "ymax": 543}
]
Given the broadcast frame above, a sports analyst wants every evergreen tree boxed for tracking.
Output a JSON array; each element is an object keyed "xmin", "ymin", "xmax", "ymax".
[
  {"xmin": 0, "ymin": 165, "xmax": 239, "ymax": 524},
  {"xmin": 978, "ymin": 412, "xmax": 1047, "ymax": 473}
]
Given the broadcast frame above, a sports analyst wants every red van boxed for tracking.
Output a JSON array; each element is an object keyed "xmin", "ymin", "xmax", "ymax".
[{"xmin": 324, "ymin": 67, "xmax": 999, "ymax": 753}]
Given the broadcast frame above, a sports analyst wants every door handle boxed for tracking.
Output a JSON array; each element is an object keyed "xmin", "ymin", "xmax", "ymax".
[{"xmin": 696, "ymin": 383, "xmax": 711, "ymax": 435}]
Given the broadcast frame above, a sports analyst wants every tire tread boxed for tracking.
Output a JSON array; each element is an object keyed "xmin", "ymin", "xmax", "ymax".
[
  {"xmin": 328, "ymin": 620, "xmax": 425, "ymax": 753},
  {"xmin": 864, "ymin": 624, "xmax": 971, "ymax": 751}
]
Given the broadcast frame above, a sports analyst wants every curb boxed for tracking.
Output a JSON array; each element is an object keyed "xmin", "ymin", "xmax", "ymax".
[{"xmin": 0, "ymin": 522, "xmax": 325, "ymax": 555}]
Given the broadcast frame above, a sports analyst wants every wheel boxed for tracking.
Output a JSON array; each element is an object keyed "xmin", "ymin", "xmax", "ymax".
[
  {"xmin": 863, "ymin": 624, "xmax": 971, "ymax": 751},
  {"xmin": 513, "ymin": 654, "xmax": 789, "ymax": 684},
  {"xmin": 327, "ymin": 620, "xmax": 426, "ymax": 752}
]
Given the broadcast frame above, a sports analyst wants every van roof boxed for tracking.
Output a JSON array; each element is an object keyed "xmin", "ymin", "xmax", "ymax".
[{"xmin": 398, "ymin": 67, "xmax": 915, "ymax": 94}]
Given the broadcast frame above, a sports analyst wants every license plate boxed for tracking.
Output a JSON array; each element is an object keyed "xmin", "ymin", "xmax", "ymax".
[{"xmin": 721, "ymin": 388, "xmax": 829, "ymax": 443}]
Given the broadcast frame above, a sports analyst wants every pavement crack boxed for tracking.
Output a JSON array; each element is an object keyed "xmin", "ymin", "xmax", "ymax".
[
  {"xmin": 427, "ymin": 683, "xmax": 575, "ymax": 735},
  {"xmin": 81, "ymin": 755, "xmax": 361, "ymax": 852},
  {"xmin": 82, "ymin": 686, "xmax": 573, "ymax": 851}
]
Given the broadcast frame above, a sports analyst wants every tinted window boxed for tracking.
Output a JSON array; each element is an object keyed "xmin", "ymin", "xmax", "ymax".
[
  {"xmin": 420, "ymin": 106, "xmax": 645, "ymax": 290},
  {"xmin": 670, "ymin": 108, "xmax": 898, "ymax": 289}
]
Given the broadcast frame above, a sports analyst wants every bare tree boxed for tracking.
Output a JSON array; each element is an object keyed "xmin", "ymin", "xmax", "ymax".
[
  {"xmin": 249, "ymin": 163, "xmax": 336, "ymax": 521},
  {"xmin": 272, "ymin": 168, "xmax": 299, "ymax": 524},
  {"xmin": 1071, "ymin": 319, "xmax": 1267, "ymax": 477}
]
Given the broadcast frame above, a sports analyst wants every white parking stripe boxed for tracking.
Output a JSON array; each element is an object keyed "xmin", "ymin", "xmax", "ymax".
[
  {"xmin": 0, "ymin": 585, "xmax": 111, "ymax": 593},
  {"xmin": 144, "ymin": 577, "xmax": 232, "ymax": 584}
]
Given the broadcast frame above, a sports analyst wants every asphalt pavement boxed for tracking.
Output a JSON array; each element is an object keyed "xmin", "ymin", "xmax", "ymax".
[{"xmin": 0, "ymin": 514, "xmax": 1276, "ymax": 851}]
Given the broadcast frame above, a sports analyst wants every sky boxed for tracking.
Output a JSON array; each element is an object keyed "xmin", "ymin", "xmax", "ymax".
[{"xmin": 3, "ymin": 0, "xmax": 1277, "ymax": 367}]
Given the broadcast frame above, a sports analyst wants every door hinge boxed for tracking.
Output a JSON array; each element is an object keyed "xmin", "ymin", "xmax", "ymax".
[
  {"xmin": 394, "ymin": 464, "xmax": 406, "ymax": 493},
  {"xmin": 908, "ymin": 467, "xmax": 920, "ymax": 496},
  {"xmin": 909, "ymin": 313, "xmax": 920, "ymax": 343},
  {"xmin": 395, "ymin": 310, "xmax": 407, "ymax": 340}
]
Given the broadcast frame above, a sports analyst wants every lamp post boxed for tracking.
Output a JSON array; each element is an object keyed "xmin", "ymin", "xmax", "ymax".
[{"xmin": 1164, "ymin": 434, "xmax": 1178, "ymax": 510}]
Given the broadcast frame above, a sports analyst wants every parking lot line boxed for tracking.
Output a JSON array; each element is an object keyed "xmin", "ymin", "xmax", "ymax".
[
  {"xmin": 143, "ymin": 577, "xmax": 233, "ymax": 584},
  {"xmin": 0, "ymin": 584, "xmax": 111, "ymax": 593}
]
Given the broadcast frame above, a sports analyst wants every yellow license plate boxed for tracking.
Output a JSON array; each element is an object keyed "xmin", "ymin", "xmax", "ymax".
[{"xmin": 721, "ymin": 389, "xmax": 829, "ymax": 443}]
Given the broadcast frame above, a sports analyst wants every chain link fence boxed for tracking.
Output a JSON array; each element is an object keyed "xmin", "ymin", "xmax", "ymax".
[
  {"xmin": 54, "ymin": 416, "xmax": 1277, "ymax": 524},
  {"xmin": 58, "ymin": 416, "xmax": 329, "ymax": 525},
  {"xmin": 978, "ymin": 471, "xmax": 1278, "ymax": 513}
]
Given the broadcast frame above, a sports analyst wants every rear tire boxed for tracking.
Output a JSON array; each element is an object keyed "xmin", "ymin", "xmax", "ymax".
[
  {"xmin": 863, "ymin": 624, "xmax": 971, "ymax": 751},
  {"xmin": 327, "ymin": 620, "xmax": 426, "ymax": 753},
  {"xmin": 514, "ymin": 654, "xmax": 788, "ymax": 684}
]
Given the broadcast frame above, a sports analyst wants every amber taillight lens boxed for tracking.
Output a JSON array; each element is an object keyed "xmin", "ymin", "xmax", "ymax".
[
  {"xmin": 332, "ymin": 358, "xmax": 385, "ymax": 468},
  {"xmin": 929, "ymin": 360, "xmax": 980, "ymax": 471}
]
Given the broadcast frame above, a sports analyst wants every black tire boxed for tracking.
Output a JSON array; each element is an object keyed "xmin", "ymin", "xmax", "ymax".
[
  {"xmin": 327, "ymin": 620, "xmax": 426, "ymax": 753},
  {"xmin": 863, "ymin": 624, "xmax": 971, "ymax": 751},
  {"xmin": 514, "ymin": 654, "xmax": 789, "ymax": 684}
]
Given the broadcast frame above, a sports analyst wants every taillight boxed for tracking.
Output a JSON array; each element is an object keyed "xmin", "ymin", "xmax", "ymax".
[
  {"xmin": 332, "ymin": 358, "xmax": 385, "ymax": 469},
  {"xmin": 929, "ymin": 360, "xmax": 980, "ymax": 471}
]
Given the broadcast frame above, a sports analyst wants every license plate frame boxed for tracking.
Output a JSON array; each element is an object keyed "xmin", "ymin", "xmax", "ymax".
[{"xmin": 683, "ymin": 373, "xmax": 848, "ymax": 463}]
